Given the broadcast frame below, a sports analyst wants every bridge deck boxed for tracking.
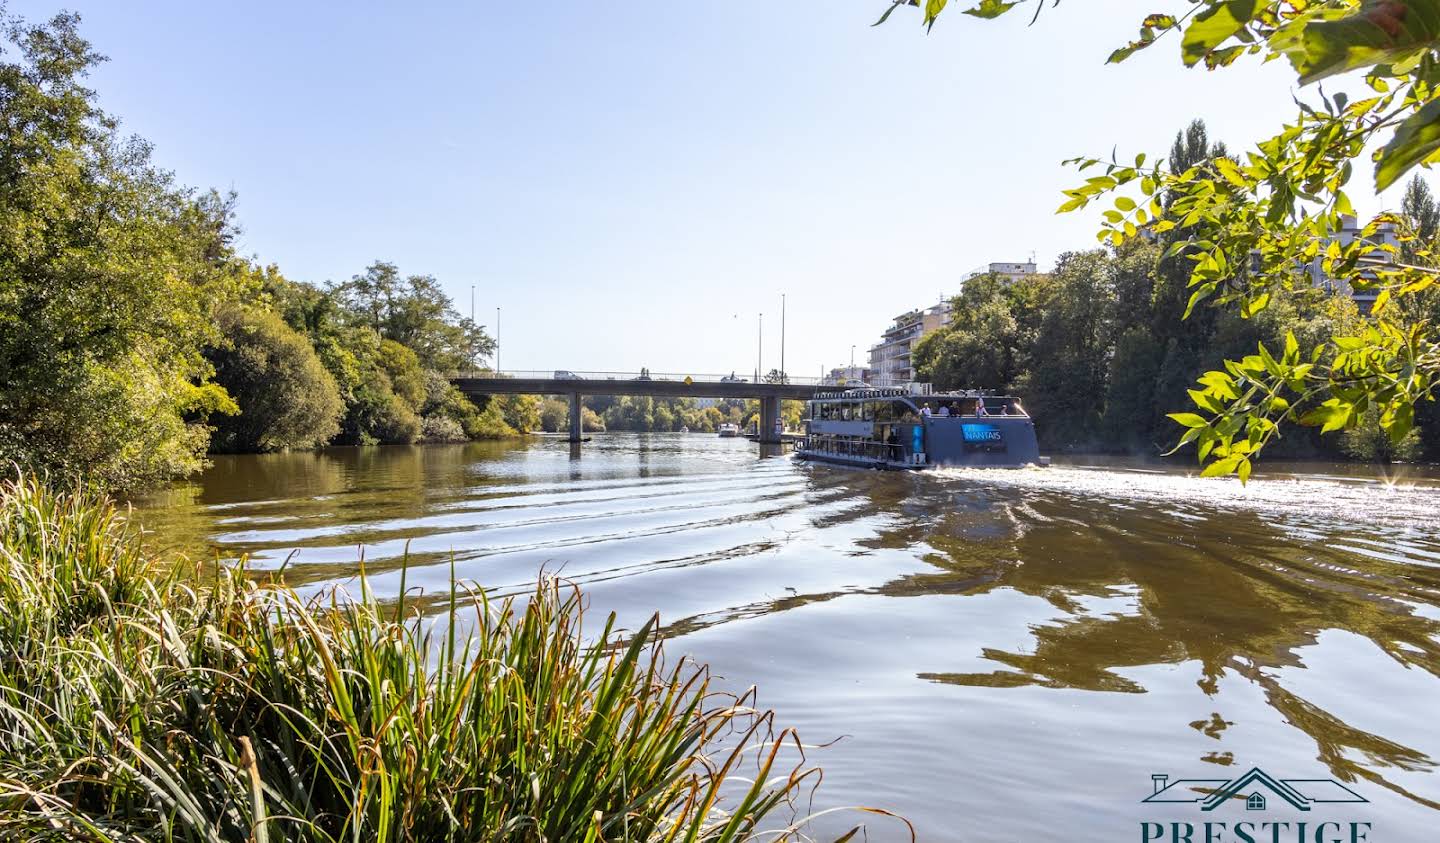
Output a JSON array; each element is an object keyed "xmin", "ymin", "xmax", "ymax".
[{"xmin": 451, "ymin": 377, "xmax": 822, "ymax": 401}]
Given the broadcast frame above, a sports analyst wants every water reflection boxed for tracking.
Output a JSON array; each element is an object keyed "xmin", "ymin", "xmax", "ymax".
[{"xmin": 133, "ymin": 439, "xmax": 1440, "ymax": 840}]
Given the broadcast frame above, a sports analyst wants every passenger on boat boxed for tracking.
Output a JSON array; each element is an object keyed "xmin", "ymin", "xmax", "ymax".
[
  {"xmin": 937, "ymin": 403, "xmax": 950, "ymax": 417},
  {"xmin": 886, "ymin": 427, "xmax": 900, "ymax": 461},
  {"xmin": 921, "ymin": 403, "xmax": 933, "ymax": 418},
  {"xmin": 975, "ymin": 399, "xmax": 989, "ymax": 417}
]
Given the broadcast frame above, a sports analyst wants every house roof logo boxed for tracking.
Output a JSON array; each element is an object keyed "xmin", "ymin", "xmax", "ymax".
[{"xmin": 1144, "ymin": 767, "xmax": 1367, "ymax": 812}]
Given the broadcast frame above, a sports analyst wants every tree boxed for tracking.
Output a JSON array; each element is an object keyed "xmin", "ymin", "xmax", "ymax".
[
  {"xmin": 1401, "ymin": 175, "xmax": 1440, "ymax": 264},
  {"xmin": 497, "ymin": 394, "xmax": 541, "ymax": 434},
  {"xmin": 0, "ymin": 10, "xmax": 241, "ymax": 490},
  {"xmin": 336, "ymin": 262, "xmax": 494, "ymax": 371},
  {"xmin": 207, "ymin": 306, "xmax": 344, "ymax": 453},
  {"xmin": 879, "ymin": 1, "xmax": 1440, "ymax": 477},
  {"xmin": 914, "ymin": 297, "xmax": 1019, "ymax": 391},
  {"xmin": 1015, "ymin": 251, "xmax": 1118, "ymax": 449}
]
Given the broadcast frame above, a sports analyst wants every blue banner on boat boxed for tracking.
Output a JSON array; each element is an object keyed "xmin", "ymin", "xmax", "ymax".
[{"xmin": 961, "ymin": 424, "xmax": 1003, "ymax": 444}]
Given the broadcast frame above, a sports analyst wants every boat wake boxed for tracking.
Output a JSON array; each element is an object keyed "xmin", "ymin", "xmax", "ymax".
[{"xmin": 930, "ymin": 462, "xmax": 1440, "ymax": 535}]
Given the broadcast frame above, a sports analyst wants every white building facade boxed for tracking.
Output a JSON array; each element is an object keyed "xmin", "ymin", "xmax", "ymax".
[
  {"xmin": 867, "ymin": 301, "xmax": 953, "ymax": 386},
  {"xmin": 961, "ymin": 261, "xmax": 1039, "ymax": 286}
]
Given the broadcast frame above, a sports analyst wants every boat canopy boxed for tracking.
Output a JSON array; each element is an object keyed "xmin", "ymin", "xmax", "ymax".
[{"xmin": 807, "ymin": 388, "xmax": 1028, "ymax": 419}]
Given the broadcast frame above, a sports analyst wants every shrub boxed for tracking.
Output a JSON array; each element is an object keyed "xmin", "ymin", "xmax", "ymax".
[
  {"xmin": 420, "ymin": 414, "xmax": 467, "ymax": 443},
  {"xmin": 0, "ymin": 476, "xmax": 882, "ymax": 841},
  {"xmin": 208, "ymin": 305, "xmax": 345, "ymax": 452}
]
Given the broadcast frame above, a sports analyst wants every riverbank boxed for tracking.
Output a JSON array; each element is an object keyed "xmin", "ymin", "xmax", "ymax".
[{"xmin": 0, "ymin": 474, "xmax": 865, "ymax": 841}]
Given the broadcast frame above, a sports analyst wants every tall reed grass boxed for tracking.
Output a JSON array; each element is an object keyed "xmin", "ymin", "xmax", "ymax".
[{"xmin": 0, "ymin": 475, "xmax": 898, "ymax": 841}]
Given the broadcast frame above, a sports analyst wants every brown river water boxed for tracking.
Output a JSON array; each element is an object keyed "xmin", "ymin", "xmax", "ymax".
[{"xmin": 134, "ymin": 434, "xmax": 1440, "ymax": 842}]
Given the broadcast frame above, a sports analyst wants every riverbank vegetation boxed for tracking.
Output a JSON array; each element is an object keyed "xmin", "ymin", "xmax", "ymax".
[
  {"xmin": 536, "ymin": 398, "xmax": 806, "ymax": 435},
  {"xmin": 0, "ymin": 474, "xmax": 862, "ymax": 841},
  {"xmin": 914, "ymin": 121, "xmax": 1436, "ymax": 464},
  {"xmin": 0, "ymin": 10, "xmax": 527, "ymax": 493},
  {"xmin": 887, "ymin": 1, "xmax": 1440, "ymax": 476}
]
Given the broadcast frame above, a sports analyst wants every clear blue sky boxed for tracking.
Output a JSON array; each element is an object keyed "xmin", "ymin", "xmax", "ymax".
[{"xmin": 11, "ymin": 1, "xmax": 1391, "ymax": 377}]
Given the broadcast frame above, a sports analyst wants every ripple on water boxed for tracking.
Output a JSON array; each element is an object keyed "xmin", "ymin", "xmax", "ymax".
[{"xmin": 130, "ymin": 439, "xmax": 1440, "ymax": 841}]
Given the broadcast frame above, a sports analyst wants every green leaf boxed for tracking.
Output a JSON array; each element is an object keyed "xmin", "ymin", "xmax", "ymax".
[
  {"xmin": 920, "ymin": 0, "xmax": 949, "ymax": 31},
  {"xmin": 1214, "ymin": 157, "xmax": 1248, "ymax": 188},
  {"xmin": 1236, "ymin": 457, "xmax": 1252, "ymax": 485},
  {"xmin": 1187, "ymin": 389, "xmax": 1225, "ymax": 414},
  {"xmin": 1281, "ymin": 0, "xmax": 1440, "ymax": 85},
  {"xmin": 962, "ymin": 0, "xmax": 1018, "ymax": 20},
  {"xmin": 1299, "ymin": 399, "xmax": 1353, "ymax": 434},
  {"xmin": 1168, "ymin": 412, "xmax": 1209, "ymax": 429},
  {"xmin": 1201, "ymin": 454, "xmax": 1244, "ymax": 477},
  {"xmin": 1382, "ymin": 402, "xmax": 1414, "ymax": 445},
  {"xmin": 1376, "ymin": 97, "xmax": 1440, "ymax": 191},
  {"xmin": 1181, "ymin": 0, "xmax": 1259, "ymax": 68},
  {"xmin": 871, "ymin": 1, "xmax": 906, "ymax": 26}
]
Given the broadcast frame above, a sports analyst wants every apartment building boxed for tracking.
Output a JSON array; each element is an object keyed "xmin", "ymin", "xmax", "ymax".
[
  {"xmin": 961, "ymin": 260, "xmax": 1039, "ymax": 286},
  {"xmin": 867, "ymin": 301, "xmax": 953, "ymax": 386},
  {"xmin": 1307, "ymin": 215, "xmax": 1398, "ymax": 311}
]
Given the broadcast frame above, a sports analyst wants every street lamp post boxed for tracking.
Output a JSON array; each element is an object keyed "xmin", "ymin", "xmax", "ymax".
[
  {"xmin": 495, "ymin": 307, "xmax": 501, "ymax": 375},
  {"xmin": 780, "ymin": 293, "xmax": 786, "ymax": 384},
  {"xmin": 756, "ymin": 313, "xmax": 762, "ymax": 384}
]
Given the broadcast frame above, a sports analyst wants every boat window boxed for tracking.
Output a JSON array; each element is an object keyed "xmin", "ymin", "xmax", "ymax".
[{"xmin": 875, "ymin": 402, "xmax": 895, "ymax": 423}]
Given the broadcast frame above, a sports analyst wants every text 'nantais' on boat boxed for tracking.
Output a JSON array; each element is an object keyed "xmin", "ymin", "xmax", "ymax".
[{"xmin": 795, "ymin": 386, "xmax": 1044, "ymax": 470}]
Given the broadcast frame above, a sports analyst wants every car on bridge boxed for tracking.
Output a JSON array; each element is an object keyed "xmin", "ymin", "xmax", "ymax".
[
  {"xmin": 721, "ymin": 372, "xmax": 747, "ymax": 383},
  {"xmin": 554, "ymin": 370, "xmax": 581, "ymax": 380}
]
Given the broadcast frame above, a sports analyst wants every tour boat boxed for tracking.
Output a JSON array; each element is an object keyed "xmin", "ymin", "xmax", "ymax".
[
  {"xmin": 717, "ymin": 423, "xmax": 741, "ymax": 438},
  {"xmin": 795, "ymin": 387, "xmax": 1042, "ymax": 469}
]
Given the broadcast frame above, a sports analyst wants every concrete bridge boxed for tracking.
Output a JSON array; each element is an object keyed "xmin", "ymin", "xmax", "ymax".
[{"xmin": 450, "ymin": 370, "xmax": 826, "ymax": 444}]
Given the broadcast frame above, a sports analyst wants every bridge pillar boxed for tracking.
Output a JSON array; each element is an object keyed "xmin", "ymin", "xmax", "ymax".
[
  {"xmin": 758, "ymin": 395, "xmax": 782, "ymax": 444},
  {"xmin": 568, "ymin": 393, "xmax": 582, "ymax": 444}
]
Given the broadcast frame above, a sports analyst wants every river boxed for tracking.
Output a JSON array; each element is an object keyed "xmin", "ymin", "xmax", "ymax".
[{"xmin": 134, "ymin": 434, "xmax": 1440, "ymax": 841}]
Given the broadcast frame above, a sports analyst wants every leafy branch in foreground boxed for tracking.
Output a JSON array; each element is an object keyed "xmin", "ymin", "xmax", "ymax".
[
  {"xmin": 878, "ymin": 1, "xmax": 1440, "ymax": 474},
  {"xmin": 0, "ymin": 474, "xmax": 908, "ymax": 841}
]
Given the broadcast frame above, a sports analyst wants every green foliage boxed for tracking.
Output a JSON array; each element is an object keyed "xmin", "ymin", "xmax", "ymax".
[
  {"xmin": 337, "ymin": 261, "xmax": 493, "ymax": 371},
  {"xmin": 0, "ymin": 10, "xmax": 514, "ymax": 488},
  {"xmin": 0, "ymin": 10, "xmax": 244, "ymax": 491},
  {"xmin": 0, "ymin": 475, "xmax": 861, "ymax": 841},
  {"xmin": 879, "ymin": 0, "xmax": 1440, "ymax": 473},
  {"xmin": 540, "ymin": 398, "xmax": 569, "ymax": 432},
  {"xmin": 539, "ymin": 399, "xmax": 608, "ymax": 433},
  {"xmin": 1016, "ymin": 252, "xmax": 1121, "ymax": 448},
  {"xmin": 595, "ymin": 397, "xmax": 744, "ymax": 432},
  {"xmin": 264, "ymin": 268, "xmax": 511, "ymax": 446},
  {"xmin": 913, "ymin": 274, "xmax": 1026, "ymax": 392},
  {"xmin": 419, "ymin": 414, "xmax": 467, "ymax": 442},
  {"xmin": 911, "ymin": 178, "xmax": 1375, "ymax": 459},
  {"xmin": 497, "ymin": 394, "xmax": 542, "ymax": 434},
  {"xmin": 1341, "ymin": 405, "xmax": 1423, "ymax": 462},
  {"xmin": 1101, "ymin": 326, "xmax": 1165, "ymax": 450},
  {"xmin": 208, "ymin": 305, "xmax": 344, "ymax": 452}
]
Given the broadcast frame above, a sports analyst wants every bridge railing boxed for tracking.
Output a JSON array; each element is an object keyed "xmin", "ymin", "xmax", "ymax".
[{"xmin": 450, "ymin": 369, "xmax": 838, "ymax": 386}]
